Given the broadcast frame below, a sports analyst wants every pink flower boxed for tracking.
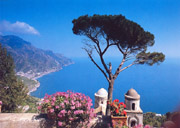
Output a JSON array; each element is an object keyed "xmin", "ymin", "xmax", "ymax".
[
  {"xmin": 71, "ymin": 106, "xmax": 75, "ymax": 110},
  {"xmin": 52, "ymin": 97, "xmax": 56, "ymax": 101},
  {"xmin": 74, "ymin": 110, "xmax": 78, "ymax": 115},
  {"xmin": 68, "ymin": 110, "xmax": 71, "ymax": 115},
  {"xmin": 85, "ymin": 111, "xmax": 90, "ymax": 114},
  {"xmin": 58, "ymin": 114, "xmax": 63, "ymax": 118},
  {"xmin": 71, "ymin": 100, "xmax": 75, "ymax": 105},
  {"xmin": 60, "ymin": 102, "xmax": 64, "ymax": 106},
  {"xmin": 49, "ymin": 109, "xmax": 54, "ymax": 113},
  {"xmin": 45, "ymin": 99, "xmax": 49, "ymax": 103},
  {"xmin": 60, "ymin": 103, "xmax": 65, "ymax": 108},
  {"xmin": 58, "ymin": 121, "xmax": 63, "ymax": 126},
  {"xmin": 75, "ymin": 101, "xmax": 81, "ymax": 108},
  {"xmin": 37, "ymin": 106, "xmax": 41, "ymax": 110},
  {"xmin": 55, "ymin": 106, "xmax": 59, "ymax": 109},
  {"xmin": 74, "ymin": 110, "xmax": 83, "ymax": 115},
  {"xmin": 64, "ymin": 100, "xmax": 69, "ymax": 104},
  {"xmin": 144, "ymin": 125, "xmax": 152, "ymax": 128},
  {"xmin": 135, "ymin": 124, "xmax": 143, "ymax": 128},
  {"xmin": 0, "ymin": 101, "xmax": 2, "ymax": 105},
  {"xmin": 51, "ymin": 102, "xmax": 55, "ymax": 106},
  {"xmin": 60, "ymin": 110, "xmax": 67, "ymax": 114},
  {"xmin": 64, "ymin": 94, "xmax": 69, "ymax": 98},
  {"xmin": 69, "ymin": 117, "xmax": 74, "ymax": 121}
]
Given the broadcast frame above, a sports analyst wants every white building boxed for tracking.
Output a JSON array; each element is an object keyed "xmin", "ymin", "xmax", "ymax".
[
  {"xmin": 94, "ymin": 88, "xmax": 108, "ymax": 115},
  {"xmin": 125, "ymin": 88, "xmax": 143, "ymax": 127},
  {"xmin": 94, "ymin": 88, "xmax": 143, "ymax": 127}
]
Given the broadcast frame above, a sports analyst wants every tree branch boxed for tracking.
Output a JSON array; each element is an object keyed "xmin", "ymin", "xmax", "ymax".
[
  {"xmin": 125, "ymin": 56, "xmax": 136, "ymax": 62},
  {"xmin": 87, "ymin": 33, "xmax": 99, "ymax": 45},
  {"xmin": 120, "ymin": 62, "xmax": 136, "ymax": 72},
  {"xmin": 113, "ymin": 57, "xmax": 126, "ymax": 79},
  {"xmin": 96, "ymin": 43, "xmax": 110, "ymax": 75},
  {"xmin": 117, "ymin": 44, "xmax": 124, "ymax": 54},
  {"xmin": 83, "ymin": 48, "xmax": 110, "ymax": 82},
  {"xmin": 102, "ymin": 38, "xmax": 117, "ymax": 55},
  {"xmin": 93, "ymin": 45, "xmax": 100, "ymax": 55},
  {"xmin": 113, "ymin": 47, "xmax": 130, "ymax": 79},
  {"xmin": 87, "ymin": 33, "xmax": 110, "ymax": 76},
  {"xmin": 102, "ymin": 38, "xmax": 110, "ymax": 55},
  {"xmin": 108, "ymin": 62, "xmax": 113, "ymax": 80}
]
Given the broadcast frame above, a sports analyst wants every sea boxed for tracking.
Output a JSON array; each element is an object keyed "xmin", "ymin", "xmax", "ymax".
[{"xmin": 31, "ymin": 57, "xmax": 180, "ymax": 114}]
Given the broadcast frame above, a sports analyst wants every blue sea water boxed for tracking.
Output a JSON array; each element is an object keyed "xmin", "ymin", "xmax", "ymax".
[{"xmin": 31, "ymin": 57, "xmax": 180, "ymax": 114}]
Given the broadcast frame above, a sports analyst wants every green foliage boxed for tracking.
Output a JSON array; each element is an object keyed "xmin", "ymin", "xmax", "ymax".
[
  {"xmin": 0, "ymin": 43, "xmax": 28, "ymax": 112},
  {"xmin": 121, "ymin": 125, "xmax": 128, "ymax": 128},
  {"xmin": 73, "ymin": 14, "xmax": 154, "ymax": 51},
  {"xmin": 21, "ymin": 96, "xmax": 40, "ymax": 113},
  {"xmin": 72, "ymin": 14, "xmax": 165, "ymax": 66},
  {"xmin": 143, "ymin": 112, "xmax": 166, "ymax": 127},
  {"xmin": 136, "ymin": 52, "xmax": 165, "ymax": 65},
  {"xmin": 17, "ymin": 75, "xmax": 39, "ymax": 92}
]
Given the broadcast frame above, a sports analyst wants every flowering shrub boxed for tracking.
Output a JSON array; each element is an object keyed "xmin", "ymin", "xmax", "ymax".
[
  {"xmin": 110, "ymin": 99, "xmax": 127, "ymax": 116},
  {"xmin": 38, "ymin": 91, "xmax": 96, "ymax": 128},
  {"xmin": 133, "ymin": 124, "xmax": 152, "ymax": 128}
]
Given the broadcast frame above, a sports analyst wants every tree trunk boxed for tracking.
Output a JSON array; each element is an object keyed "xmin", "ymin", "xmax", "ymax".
[{"xmin": 106, "ymin": 80, "xmax": 114, "ymax": 116}]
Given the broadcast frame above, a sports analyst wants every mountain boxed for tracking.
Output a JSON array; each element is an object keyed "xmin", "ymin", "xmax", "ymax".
[{"xmin": 0, "ymin": 35, "xmax": 73, "ymax": 79}]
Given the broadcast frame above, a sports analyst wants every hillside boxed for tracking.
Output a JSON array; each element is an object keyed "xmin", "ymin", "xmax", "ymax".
[
  {"xmin": 0, "ymin": 35, "xmax": 73, "ymax": 79},
  {"xmin": 17, "ymin": 76, "xmax": 40, "ymax": 94}
]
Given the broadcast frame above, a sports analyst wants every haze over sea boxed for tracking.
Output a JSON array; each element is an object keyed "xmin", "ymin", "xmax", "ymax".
[{"xmin": 31, "ymin": 57, "xmax": 180, "ymax": 114}]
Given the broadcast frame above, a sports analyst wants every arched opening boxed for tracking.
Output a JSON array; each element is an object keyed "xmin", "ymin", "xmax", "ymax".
[
  {"xmin": 132, "ymin": 103, "xmax": 135, "ymax": 110},
  {"xmin": 131, "ymin": 120, "xmax": 136, "ymax": 127}
]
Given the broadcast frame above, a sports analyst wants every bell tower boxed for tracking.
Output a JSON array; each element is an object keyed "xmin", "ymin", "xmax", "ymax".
[
  {"xmin": 125, "ymin": 88, "xmax": 143, "ymax": 127},
  {"xmin": 94, "ymin": 88, "xmax": 108, "ymax": 115}
]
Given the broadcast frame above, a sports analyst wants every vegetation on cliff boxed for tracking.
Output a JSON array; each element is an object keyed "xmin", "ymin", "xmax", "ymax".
[
  {"xmin": 0, "ymin": 43, "xmax": 28, "ymax": 112},
  {"xmin": 17, "ymin": 75, "xmax": 39, "ymax": 93},
  {"xmin": 21, "ymin": 96, "xmax": 40, "ymax": 113},
  {"xmin": 143, "ymin": 112, "xmax": 166, "ymax": 127}
]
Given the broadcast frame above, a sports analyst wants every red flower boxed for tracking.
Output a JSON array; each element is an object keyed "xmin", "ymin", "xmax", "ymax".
[
  {"xmin": 118, "ymin": 103, "xmax": 121, "ymax": 107},
  {"xmin": 119, "ymin": 102, "xmax": 124, "ymax": 105},
  {"xmin": 118, "ymin": 102, "xmax": 124, "ymax": 107},
  {"xmin": 111, "ymin": 102, "xmax": 115, "ymax": 107},
  {"xmin": 115, "ymin": 109, "xmax": 119, "ymax": 114},
  {"xmin": 124, "ymin": 104, "xmax": 126, "ymax": 108},
  {"xmin": 113, "ymin": 99, "xmax": 119, "ymax": 103}
]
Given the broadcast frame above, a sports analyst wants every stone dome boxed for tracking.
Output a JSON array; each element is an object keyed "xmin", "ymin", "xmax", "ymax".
[
  {"xmin": 95, "ymin": 88, "xmax": 108, "ymax": 97},
  {"xmin": 125, "ymin": 88, "xmax": 140, "ymax": 100}
]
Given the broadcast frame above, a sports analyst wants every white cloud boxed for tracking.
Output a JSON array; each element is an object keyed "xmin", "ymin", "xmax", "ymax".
[{"xmin": 0, "ymin": 20, "xmax": 39, "ymax": 35}]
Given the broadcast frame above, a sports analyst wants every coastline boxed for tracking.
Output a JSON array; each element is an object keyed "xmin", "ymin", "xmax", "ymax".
[
  {"xmin": 26, "ymin": 62, "xmax": 74, "ymax": 94},
  {"xmin": 27, "ymin": 79, "xmax": 40, "ymax": 95},
  {"xmin": 32, "ymin": 68, "xmax": 62, "ymax": 80},
  {"xmin": 28, "ymin": 68, "xmax": 61, "ymax": 95}
]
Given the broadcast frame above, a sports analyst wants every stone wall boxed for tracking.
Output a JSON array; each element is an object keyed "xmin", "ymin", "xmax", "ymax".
[
  {"xmin": 0, "ymin": 113, "xmax": 99, "ymax": 128},
  {"xmin": 0, "ymin": 113, "xmax": 54, "ymax": 128}
]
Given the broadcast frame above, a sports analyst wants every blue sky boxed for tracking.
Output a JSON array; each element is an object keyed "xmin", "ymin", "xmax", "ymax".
[{"xmin": 0, "ymin": 0, "xmax": 180, "ymax": 58}]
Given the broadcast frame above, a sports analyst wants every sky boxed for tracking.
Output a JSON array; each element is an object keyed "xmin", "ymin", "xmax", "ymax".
[{"xmin": 0, "ymin": 0, "xmax": 180, "ymax": 58}]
